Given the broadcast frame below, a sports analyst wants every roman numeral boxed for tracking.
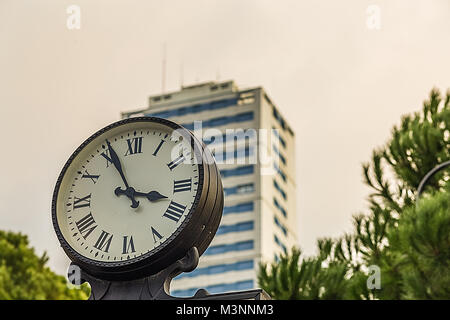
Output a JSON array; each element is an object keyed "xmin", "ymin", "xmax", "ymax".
[
  {"xmin": 167, "ymin": 155, "xmax": 185, "ymax": 171},
  {"xmin": 73, "ymin": 194, "xmax": 91, "ymax": 209},
  {"xmin": 173, "ymin": 178, "xmax": 192, "ymax": 193},
  {"xmin": 152, "ymin": 139, "xmax": 165, "ymax": 156},
  {"xmin": 93, "ymin": 231, "xmax": 113, "ymax": 253},
  {"xmin": 122, "ymin": 235, "xmax": 136, "ymax": 254},
  {"xmin": 163, "ymin": 201, "xmax": 186, "ymax": 222},
  {"xmin": 75, "ymin": 213, "xmax": 97, "ymax": 239},
  {"xmin": 80, "ymin": 170, "xmax": 100, "ymax": 184},
  {"xmin": 125, "ymin": 137, "xmax": 143, "ymax": 156},
  {"xmin": 151, "ymin": 227, "xmax": 163, "ymax": 243},
  {"xmin": 100, "ymin": 149, "xmax": 113, "ymax": 167}
]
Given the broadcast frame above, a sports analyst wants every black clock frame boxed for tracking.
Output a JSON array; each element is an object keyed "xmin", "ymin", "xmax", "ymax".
[{"xmin": 52, "ymin": 117, "xmax": 223, "ymax": 281}]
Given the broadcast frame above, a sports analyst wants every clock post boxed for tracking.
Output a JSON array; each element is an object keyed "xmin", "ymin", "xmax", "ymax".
[{"xmin": 53, "ymin": 117, "xmax": 270, "ymax": 300}]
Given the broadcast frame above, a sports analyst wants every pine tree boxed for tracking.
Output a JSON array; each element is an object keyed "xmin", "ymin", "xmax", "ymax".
[{"xmin": 258, "ymin": 88, "xmax": 450, "ymax": 300}]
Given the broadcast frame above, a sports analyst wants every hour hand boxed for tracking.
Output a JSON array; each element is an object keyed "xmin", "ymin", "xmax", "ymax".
[{"xmin": 135, "ymin": 190, "xmax": 168, "ymax": 202}]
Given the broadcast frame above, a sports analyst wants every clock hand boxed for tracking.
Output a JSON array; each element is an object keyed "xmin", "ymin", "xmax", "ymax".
[
  {"xmin": 106, "ymin": 139, "xmax": 130, "ymax": 188},
  {"xmin": 114, "ymin": 187, "xmax": 140, "ymax": 208},
  {"xmin": 106, "ymin": 139, "xmax": 139, "ymax": 208},
  {"xmin": 135, "ymin": 190, "xmax": 168, "ymax": 202},
  {"xmin": 115, "ymin": 188, "xmax": 168, "ymax": 202}
]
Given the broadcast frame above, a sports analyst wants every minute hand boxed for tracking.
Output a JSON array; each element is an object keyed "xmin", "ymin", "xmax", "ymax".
[{"xmin": 106, "ymin": 139, "xmax": 130, "ymax": 189}]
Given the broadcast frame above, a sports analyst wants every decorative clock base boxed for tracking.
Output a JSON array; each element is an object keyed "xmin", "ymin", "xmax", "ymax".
[
  {"xmin": 68, "ymin": 247, "xmax": 270, "ymax": 300},
  {"xmin": 68, "ymin": 247, "xmax": 199, "ymax": 300}
]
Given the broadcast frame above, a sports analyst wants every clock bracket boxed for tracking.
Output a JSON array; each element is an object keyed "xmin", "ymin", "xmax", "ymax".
[{"xmin": 69, "ymin": 247, "xmax": 201, "ymax": 300}]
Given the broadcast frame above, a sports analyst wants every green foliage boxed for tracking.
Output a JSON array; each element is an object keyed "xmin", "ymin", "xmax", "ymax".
[
  {"xmin": 258, "ymin": 247, "xmax": 351, "ymax": 300},
  {"xmin": 258, "ymin": 88, "xmax": 450, "ymax": 300},
  {"xmin": 388, "ymin": 191, "xmax": 450, "ymax": 299},
  {"xmin": 0, "ymin": 230, "xmax": 89, "ymax": 300}
]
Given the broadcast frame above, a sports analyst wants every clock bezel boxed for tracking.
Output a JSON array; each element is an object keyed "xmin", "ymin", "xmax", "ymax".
[{"xmin": 52, "ymin": 117, "xmax": 218, "ymax": 280}]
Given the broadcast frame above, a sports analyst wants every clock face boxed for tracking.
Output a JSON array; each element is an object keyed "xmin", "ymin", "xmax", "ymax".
[{"xmin": 53, "ymin": 118, "xmax": 204, "ymax": 267}]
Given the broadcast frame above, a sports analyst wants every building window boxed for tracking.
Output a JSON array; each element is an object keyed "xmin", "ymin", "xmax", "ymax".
[
  {"xmin": 274, "ymin": 235, "xmax": 287, "ymax": 254},
  {"xmin": 176, "ymin": 260, "xmax": 254, "ymax": 279},
  {"xmin": 204, "ymin": 240, "xmax": 254, "ymax": 256},
  {"xmin": 272, "ymin": 144, "xmax": 286, "ymax": 165},
  {"xmin": 172, "ymin": 280, "xmax": 254, "ymax": 297},
  {"xmin": 212, "ymin": 146, "xmax": 254, "ymax": 162},
  {"xmin": 216, "ymin": 221, "xmax": 254, "ymax": 235},
  {"xmin": 272, "ymin": 106, "xmax": 286, "ymax": 130},
  {"xmin": 273, "ymin": 163, "xmax": 287, "ymax": 182},
  {"xmin": 222, "ymin": 202, "xmax": 254, "ymax": 215},
  {"xmin": 273, "ymin": 198, "xmax": 287, "ymax": 217},
  {"xmin": 146, "ymin": 97, "xmax": 239, "ymax": 119},
  {"xmin": 272, "ymin": 127, "xmax": 286, "ymax": 148},
  {"xmin": 220, "ymin": 165, "xmax": 254, "ymax": 178},
  {"xmin": 224, "ymin": 183, "xmax": 255, "ymax": 196},
  {"xmin": 204, "ymin": 129, "xmax": 256, "ymax": 146},
  {"xmin": 274, "ymin": 216, "xmax": 287, "ymax": 236},
  {"xmin": 181, "ymin": 111, "xmax": 254, "ymax": 130},
  {"xmin": 238, "ymin": 91, "xmax": 256, "ymax": 105},
  {"xmin": 273, "ymin": 179, "xmax": 287, "ymax": 200}
]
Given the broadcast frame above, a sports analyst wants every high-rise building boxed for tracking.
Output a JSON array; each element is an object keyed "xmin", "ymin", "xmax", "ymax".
[{"xmin": 121, "ymin": 80, "xmax": 296, "ymax": 296}]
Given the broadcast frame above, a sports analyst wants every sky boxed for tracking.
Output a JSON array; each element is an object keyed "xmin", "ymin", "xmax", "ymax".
[{"xmin": 0, "ymin": 0, "xmax": 449, "ymax": 275}]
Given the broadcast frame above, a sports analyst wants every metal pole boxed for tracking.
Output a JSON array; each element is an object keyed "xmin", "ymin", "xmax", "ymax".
[{"xmin": 416, "ymin": 159, "xmax": 450, "ymax": 203}]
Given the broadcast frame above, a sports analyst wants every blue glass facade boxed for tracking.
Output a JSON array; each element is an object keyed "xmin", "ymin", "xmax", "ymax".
[
  {"xmin": 273, "ymin": 179, "xmax": 287, "ymax": 200},
  {"xmin": 216, "ymin": 221, "xmax": 254, "ymax": 235},
  {"xmin": 274, "ymin": 235, "xmax": 287, "ymax": 254},
  {"xmin": 272, "ymin": 127, "xmax": 286, "ymax": 148},
  {"xmin": 212, "ymin": 146, "xmax": 254, "ymax": 161},
  {"xmin": 204, "ymin": 240, "xmax": 254, "ymax": 256},
  {"xmin": 272, "ymin": 107, "xmax": 287, "ymax": 131},
  {"xmin": 273, "ymin": 163, "xmax": 287, "ymax": 182},
  {"xmin": 176, "ymin": 260, "xmax": 254, "ymax": 279},
  {"xmin": 204, "ymin": 130, "xmax": 256, "ymax": 145},
  {"xmin": 222, "ymin": 202, "xmax": 254, "ymax": 216},
  {"xmin": 181, "ymin": 111, "xmax": 254, "ymax": 130},
  {"xmin": 220, "ymin": 165, "xmax": 254, "ymax": 178},
  {"xmin": 146, "ymin": 97, "xmax": 238, "ymax": 119},
  {"xmin": 274, "ymin": 216, "xmax": 287, "ymax": 236},
  {"xmin": 224, "ymin": 183, "xmax": 254, "ymax": 196},
  {"xmin": 272, "ymin": 144, "xmax": 286, "ymax": 165},
  {"xmin": 172, "ymin": 280, "xmax": 254, "ymax": 297},
  {"xmin": 273, "ymin": 198, "xmax": 287, "ymax": 217}
]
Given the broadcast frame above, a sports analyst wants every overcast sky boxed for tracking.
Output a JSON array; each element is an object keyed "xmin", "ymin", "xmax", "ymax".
[{"xmin": 1, "ymin": 0, "xmax": 449, "ymax": 275}]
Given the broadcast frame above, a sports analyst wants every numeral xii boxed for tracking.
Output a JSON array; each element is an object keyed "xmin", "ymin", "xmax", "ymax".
[{"xmin": 125, "ymin": 137, "xmax": 143, "ymax": 156}]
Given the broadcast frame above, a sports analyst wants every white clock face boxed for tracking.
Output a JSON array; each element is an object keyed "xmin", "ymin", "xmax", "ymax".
[{"xmin": 55, "ymin": 121, "xmax": 201, "ymax": 263}]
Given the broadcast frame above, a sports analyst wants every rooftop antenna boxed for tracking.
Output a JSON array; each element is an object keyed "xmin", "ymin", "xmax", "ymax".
[{"xmin": 162, "ymin": 43, "xmax": 167, "ymax": 93}]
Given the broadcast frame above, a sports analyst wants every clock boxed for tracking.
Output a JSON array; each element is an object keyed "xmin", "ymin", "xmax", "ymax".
[{"xmin": 52, "ymin": 117, "xmax": 223, "ymax": 281}]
